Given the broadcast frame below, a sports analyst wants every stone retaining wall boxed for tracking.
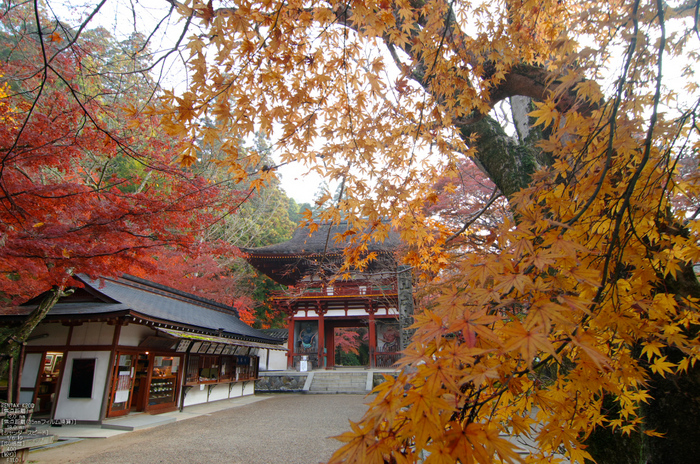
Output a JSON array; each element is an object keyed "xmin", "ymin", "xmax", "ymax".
[
  {"xmin": 255, "ymin": 372, "xmax": 308, "ymax": 392},
  {"xmin": 256, "ymin": 371, "xmax": 398, "ymax": 393},
  {"xmin": 372, "ymin": 371, "xmax": 398, "ymax": 388}
]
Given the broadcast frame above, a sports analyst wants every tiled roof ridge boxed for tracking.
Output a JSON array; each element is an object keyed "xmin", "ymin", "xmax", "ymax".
[
  {"xmin": 102, "ymin": 274, "xmax": 240, "ymax": 317},
  {"xmin": 241, "ymin": 219, "xmax": 401, "ymax": 256},
  {"xmin": 131, "ymin": 314, "xmax": 281, "ymax": 344},
  {"xmin": 243, "ymin": 249, "xmax": 396, "ymax": 258},
  {"xmin": 259, "ymin": 328, "xmax": 288, "ymax": 341}
]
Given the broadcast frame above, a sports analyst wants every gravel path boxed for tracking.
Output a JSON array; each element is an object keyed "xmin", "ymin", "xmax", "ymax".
[{"xmin": 28, "ymin": 394, "xmax": 371, "ymax": 464}]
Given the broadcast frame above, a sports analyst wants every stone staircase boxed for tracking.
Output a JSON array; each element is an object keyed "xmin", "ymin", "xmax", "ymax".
[{"xmin": 306, "ymin": 370, "xmax": 372, "ymax": 394}]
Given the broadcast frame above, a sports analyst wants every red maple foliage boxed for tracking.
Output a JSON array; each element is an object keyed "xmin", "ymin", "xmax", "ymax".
[
  {"xmin": 146, "ymin": 246, "xmax": 259, "ymax": 326},
  {"xmin": 0, "ymin": 8, "xmax": 245, "ymax": 305},
  {"xmin": 334, "ymin": 327, "xmax": 368, "ymax": 356},
  {"xmin": 424, "ymin": 158, "xmax": 510, "ymax": 234}
]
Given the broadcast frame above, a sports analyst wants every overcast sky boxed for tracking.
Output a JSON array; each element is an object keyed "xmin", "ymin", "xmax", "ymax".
[{"xmin": 50, "ymin": 0, "xmax": 321, "ymax": 204}]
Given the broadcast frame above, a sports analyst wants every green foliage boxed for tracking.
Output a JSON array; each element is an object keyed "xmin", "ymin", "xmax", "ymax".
[
  {"xmin": 248, "ymin": 271, "xmax": 287, "ymax": 329},
  {"xmin": 287, "ymin": 198, "xmax": 314, "ymax": 226}
]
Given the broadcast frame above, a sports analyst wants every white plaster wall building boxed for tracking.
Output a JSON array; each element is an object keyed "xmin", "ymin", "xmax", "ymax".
[{"xmin": 1, "ymin": 275, "xmax": 285, "ymax": 422}]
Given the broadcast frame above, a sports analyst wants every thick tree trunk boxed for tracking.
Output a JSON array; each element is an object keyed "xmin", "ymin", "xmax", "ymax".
[
  {"xmin": 458, "ymin": 116, "xmax": 541, "ymax": 198},
  {"xmin": 644, "ymin": 354, "xmax": 700, "ymax": 463},
  {"xmin": 586, "ymin": 354, "xmax": 700, "ymax": 464},
  {"xmin": 463, "ymin": 114, "xmax": 700, "ymax": 464},
  {"xmin": 0, "ymin": 287, "xmax": 69, "ymax": 389}
]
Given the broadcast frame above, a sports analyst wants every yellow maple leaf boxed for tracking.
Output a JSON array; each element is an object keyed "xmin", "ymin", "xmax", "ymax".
[
  {"xmin": 650, "ymin": 356, "xmax": 675, "ymax": 377},
  {"xmin": 502, "ymin": 322, "xmax": 558, "ymax": 367},
  {"xmin": 570, "ymin": 332, "xmax": 611, "ymax": 371},
  {"xmin": 529, "ymin": 100, "xmax": 558, "ymax": 129},
  {"xmin": 640, "ymin": 341, "xmax": 663, "ymax": 361}
]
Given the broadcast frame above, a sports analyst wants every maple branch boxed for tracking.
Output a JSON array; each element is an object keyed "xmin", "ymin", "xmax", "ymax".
[
  {"xmin": 0, "ymin": 285, "xmax": 71, "ymax": 386},
  {"xmin": 338, "ymin": 3, "xmax": 579, "ymax": 196},
  {"xmin": 0, "ymin": 2, "xmax": 182, "ymax": 207},
  {"xmin": 8, "ymin": 242, "xmax": 172, "ymax": 261},
  {"xmin": 46, "ymin": 0, "xmax": 108, "ymax": 66},
  {"xmin": 0, "ymin": 178, "xmax": 131, "ymax": 201},
  {"xmin": 655, "ymin": 108, "xmax": 696, "ymax": 216},
  {"xmin": 564, "ymin": 2, "xmax": 642, "ymax": 229},
  {"xmin": 180, "ymin": 0, "xmax": 556, "ymax": 111},
  {"xmin": 35, "ymin": 66, "xmax": 203, "ymax": 194},
  {"xmin": 204, "ymin": 186, "xmax": 256, "ymax": 232},
  {"xmin": 585, "ymin": 0, "xmax": 676, "ymax": 320},
  {"xmin": 0, "ymin": 1, "xmax": 50, "ymax": 219},
  {"xmin": 445, "ymin": 186, "xmax": 502, "ymax": 244},
  {"xmin": 340, "ymin": 6, "xmax": 365, "ymax": 164}
]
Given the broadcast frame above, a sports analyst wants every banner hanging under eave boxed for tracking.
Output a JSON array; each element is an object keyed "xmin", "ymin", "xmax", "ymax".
[{"xmin": 157, "ymin": 328, "xmax": 287, "ymax": 351}]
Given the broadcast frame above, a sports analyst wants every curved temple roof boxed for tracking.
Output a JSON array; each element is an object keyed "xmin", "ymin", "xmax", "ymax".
[
  {"xmin": 243, "ymin": 221, "xmax": 402, "ymax": 256},
  {"xmin": 3, "ymin": 274, "xmax": 284, "ymax": 348},
  {"xmin": 242, "ymin": 221, "xmax": 403, "ymax": 286}
]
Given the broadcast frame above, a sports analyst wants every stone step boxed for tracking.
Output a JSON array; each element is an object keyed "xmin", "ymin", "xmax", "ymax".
[
  {"xmin": 102, "ymin": 414, "xmax": 176, "ymax": 431},
  {"xmin": 307, "ymin": 371, "xmax": 372, "ymax": 393},
  {"xmin": 313, "ymin": 380, "xmax": 365, "ymax": 383},
  {"xmin": 313, "ymin": 383, "xmax": 363, "ymax": 385},
  {"xmin": 311, "ymin": 386, "xmax": 365, "ymax": 390},
  {"xmin": 311, "ymin": 382, "xmax": 366, "ymax": 387},
  {"xmin": 312, "ymin": 379, "xmax": 365, "ymax": 383},
  {"xmin": 311, "ymin": 381, "xmax": 365, "ymax": 385}
]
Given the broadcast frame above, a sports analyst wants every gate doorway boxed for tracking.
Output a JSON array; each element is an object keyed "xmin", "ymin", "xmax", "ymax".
[{"xmin": 333, "ymin": 327, "xmax": 369, "ymax": 367}]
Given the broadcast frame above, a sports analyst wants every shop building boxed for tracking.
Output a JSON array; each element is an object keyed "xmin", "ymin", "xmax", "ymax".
[
  {"xmin": 243, "ymin": 221, "xmax": 404, "ymax": 370},
  {"xmin": 1, "ymin": 275, "xmax": 284, "ymax": 422}
]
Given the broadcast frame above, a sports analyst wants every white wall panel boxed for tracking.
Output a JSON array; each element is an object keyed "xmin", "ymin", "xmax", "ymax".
[
  {"xmin": 20, "ymin": 353, "xmax": 42, "ymax": 389},
  {"xmin": 26, "ymin": 323, "xmax": 69, "ymax": 346},
  {"xmin": 119, "ymin": 323, "xmax": 156, "ymax": 346},
  {"xmin": 70, "ymin": 323, "xmax": 114, "ymax": 346},
  {"xmin": 54, "ymin": 351, "xmax": 110, "ymax": 422}
]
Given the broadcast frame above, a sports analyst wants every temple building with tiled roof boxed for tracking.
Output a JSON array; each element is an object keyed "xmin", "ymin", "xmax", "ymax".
[
  {"xmin": 243, "ymin": 221, "xmax": 404, "ymax": 370},
  {"xmin": 0, "ymin": 275, "xmax": 285, "ymax": 422}
]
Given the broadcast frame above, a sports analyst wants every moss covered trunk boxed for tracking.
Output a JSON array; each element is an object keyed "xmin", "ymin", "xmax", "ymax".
[
  {"xmin": 0, "ymin": 287, "xmax": 67, "ymax": 395},
  {"xmin": 465, "ymin": 115, "xmax": 700, "ymax": 464}
]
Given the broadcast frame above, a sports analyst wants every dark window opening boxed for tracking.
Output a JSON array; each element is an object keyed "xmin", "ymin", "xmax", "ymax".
[{"xmin": 68, "ymin": 358, "xmax": 95, "ymax": 398}]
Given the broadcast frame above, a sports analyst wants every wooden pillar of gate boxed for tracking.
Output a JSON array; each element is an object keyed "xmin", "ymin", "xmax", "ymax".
[
  {"xmin": 316, "ymin": 301, "xmax": 326, "ymax": 369},
  {"xmin": 286, "ymin": 303, "xmax": 295, "ymax": 370},
  {"xmin": 368, "ymin": 301, "xmax": 377, "ymax": 368}
]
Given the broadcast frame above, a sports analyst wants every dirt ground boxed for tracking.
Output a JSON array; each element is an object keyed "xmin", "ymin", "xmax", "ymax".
[{"xmin": 28, "ymin": 394, "xmax": 370, "ymax": 464}]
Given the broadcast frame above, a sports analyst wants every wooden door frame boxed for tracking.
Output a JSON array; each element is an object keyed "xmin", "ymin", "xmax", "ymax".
[
  {"xmin": 106, "ymin": 350, "xmax": 139, "ymax": 418},
  {"xmin": 144, "ymin": 352, "xmax": 183, "ymax": 414},
  {"xmin": 328, "ymin": 318, "xmax": 371, "ymax": 368},
  {"xmin": 19, "ymin": 352, "xmax": 46, "ymax": 410}
]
